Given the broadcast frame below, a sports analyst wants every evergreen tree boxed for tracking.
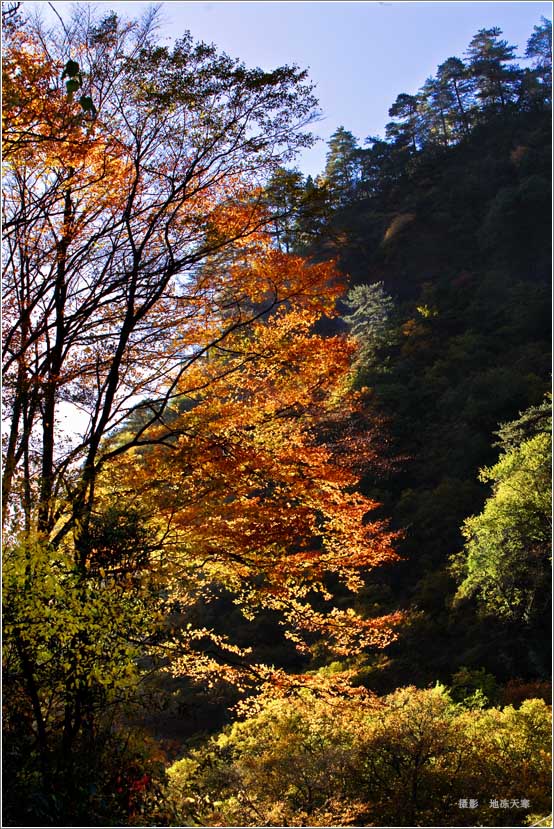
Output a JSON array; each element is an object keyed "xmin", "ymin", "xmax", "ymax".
[
  {"xmin": 263, "ymin": 167, "xmax": 306, "ymax": 253},
  {"xmin": 436, "ymin": 57, "xmax": 475, "ymax": 137},
  {"xmin": 466, "ymin": 27, "xmax": 522, "ymax": 113},
  {"xmin": 385, "ymin": 92, "xmax": 421, "ymax": 150},
  {"xmin": 342, "ymin": 282, "xmax": 397, "ymax": 379},
  {"xmin": 324, "ymin": 126, "xmax": 361, "ymax": 204},
  {"xmin": 360, "ymin": 135, "xmax": 406, "ymax": 193},
  {"xmin": 525, "ymin": 16, "xmax": 552, "ymax": 83},
  {"xmin": 523, "ymin": 17, "xmax": 552, "ymax": 107},
  {"xmin": 420, "ymin": 76, "xmax": 455, "ymax": 147},
  {"xmin": 295, "ymin": 174, "xmax": 333, "ymax": 247}
]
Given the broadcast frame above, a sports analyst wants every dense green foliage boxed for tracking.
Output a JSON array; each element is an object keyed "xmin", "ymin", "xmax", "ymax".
[
  {"xmin": 453, "ymin": 403, "xmax": 551, "ymax": 624},
  {"xmin": 2, "ymin": 535, "xmax": 162, "ymax": 825}
]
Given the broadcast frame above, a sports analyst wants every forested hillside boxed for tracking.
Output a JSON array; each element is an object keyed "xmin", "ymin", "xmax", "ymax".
[
  {"xmin": 2, "ymin": 4, "xmax": 551, "ymax": 826},
  {"xmin": 264, "ymin": 18, "xmax": 552, "ymax": 694}
]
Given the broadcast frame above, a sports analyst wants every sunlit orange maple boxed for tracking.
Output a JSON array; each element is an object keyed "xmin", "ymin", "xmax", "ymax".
[
  {"xmin": 3, "ymin": 5, "xmax": 400, "ymax": 722},
  {"xmin": 101, "ymin": 245, "xmax": 402, "ymax": 680}
]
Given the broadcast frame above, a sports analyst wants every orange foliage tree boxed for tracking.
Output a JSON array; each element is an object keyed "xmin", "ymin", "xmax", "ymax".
[
  {"xmin": 2, "ymin": 8, "xmax": 400, "ymax": 821},
  {"xmin": 2, "ymin": 6, "xmax": 317, "ymax": 542},
  {"xmin": 101, "ymin": 241, "xmax": 402, "ymax": 684}
]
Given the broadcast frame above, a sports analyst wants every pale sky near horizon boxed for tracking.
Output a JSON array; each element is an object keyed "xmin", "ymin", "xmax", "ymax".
[{"xmin": 27, "ymin": 1, "xmax": 552, "ymax": 175}]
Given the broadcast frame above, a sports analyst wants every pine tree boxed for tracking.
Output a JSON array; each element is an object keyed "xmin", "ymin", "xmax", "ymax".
[
  {"xmin": 324, "ymin": 126, "xmax": 361, "ymax": 205},
  {"xmin": 436, "ymin": 57, "xmax": 475, "ymax": 137},
  {"xmin": 466, "ymin": 27, "xmax": 522, "ymax": 113}
]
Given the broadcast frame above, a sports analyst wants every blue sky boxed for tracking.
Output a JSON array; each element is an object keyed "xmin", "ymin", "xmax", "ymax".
[{"xmin": 32, "ymin": 1, "xmax": 551, "ymax": 176}]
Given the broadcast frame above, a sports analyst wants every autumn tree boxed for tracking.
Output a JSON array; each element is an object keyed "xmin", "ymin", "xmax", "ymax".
[
  {"xmin": 3, "ymin": 238, "xmax": 402, "ymax": 823},
  {"xmin": 163, "ymin": 682, "xmax": 552, "ymax": 827},
  {"xmin": 101, "ymin": 242, "xmax": 402, "ymax": 684},
  {"xmin": 2, "ymin": 5, "xmax": 318, "ymax": 546},
  {"xmin": 1, "ymin": 4, "xmax": 319, "ymax": 817},
  {"xmin": 2, "ymin": 8, "xmax": 401, "ymax": 822}
]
